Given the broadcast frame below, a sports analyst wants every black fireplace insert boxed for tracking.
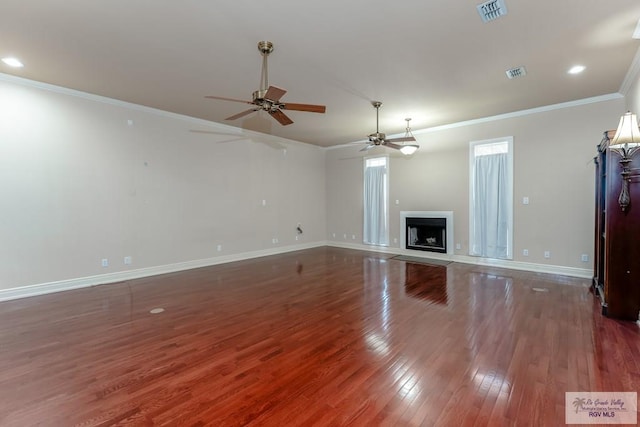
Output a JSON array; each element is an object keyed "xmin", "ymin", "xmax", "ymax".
[{"xmin": 406, "ymin": 217, "xmax": 446, "ymax": 253}]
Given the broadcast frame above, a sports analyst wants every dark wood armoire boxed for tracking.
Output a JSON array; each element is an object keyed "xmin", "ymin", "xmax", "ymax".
[{"xmin": 593, "ymin": 130, "xmax": 640, "ymax": 320}]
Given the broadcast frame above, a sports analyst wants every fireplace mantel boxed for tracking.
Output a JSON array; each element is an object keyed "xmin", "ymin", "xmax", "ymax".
[{"xmin": 400, "ymin": 211, "xmax": 454, "ymax": 255}]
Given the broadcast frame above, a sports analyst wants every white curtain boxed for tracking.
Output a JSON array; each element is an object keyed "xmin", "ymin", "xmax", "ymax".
[
  {"xmin": 470, "ymin": 152, "xmax": 509, "ymax": 258},
  {"xmin": 363, "ymin": 165, "xmax": 388, "ymax": 246}
]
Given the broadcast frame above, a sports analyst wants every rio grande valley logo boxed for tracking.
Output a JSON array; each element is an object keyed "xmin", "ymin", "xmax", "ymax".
[{"xmin": 566, "ymin": 392, "xmax": 637, "ymax": 424}]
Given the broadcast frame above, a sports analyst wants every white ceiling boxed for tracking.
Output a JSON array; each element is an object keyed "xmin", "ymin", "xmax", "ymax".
[{"xmin": 1, "ymin": 1, "xmax": 640, "ymax": 147}]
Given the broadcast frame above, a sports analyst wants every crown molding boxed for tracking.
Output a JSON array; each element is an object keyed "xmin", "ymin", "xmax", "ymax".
[
  {"xmin": 0, "ymin": 72, "xmax": 319, "ymax": 150},
  {"xmin": 411, "ymin": 93, "xmax": 623, "ymax": 136},
  {"xmin": 619, "ymin": 46, "xmax": 640, "ymax": 97},
  {"xmin": 327, "ymin": 93, "xmax": 623, "ymax": 150}
]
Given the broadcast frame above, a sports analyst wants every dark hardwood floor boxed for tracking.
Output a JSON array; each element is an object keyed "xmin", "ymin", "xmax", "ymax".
[{"xmin": 0, "ymin": 247, "xmax": 638, "ymax": 426}]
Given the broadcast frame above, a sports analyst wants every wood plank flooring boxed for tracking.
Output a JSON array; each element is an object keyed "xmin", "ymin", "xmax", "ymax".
[{"xmin": 0, "ymin": 247, "xmax": 638, "ymax": 426}]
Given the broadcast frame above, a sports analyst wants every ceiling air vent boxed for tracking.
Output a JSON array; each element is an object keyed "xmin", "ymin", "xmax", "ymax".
[
  {"xmin": 505, "ymin": 66, "xmax": 526, "ymax": 79},
  {"xmin": 477, "ymin": 0, "xmax": 508, "ymax": 23}
]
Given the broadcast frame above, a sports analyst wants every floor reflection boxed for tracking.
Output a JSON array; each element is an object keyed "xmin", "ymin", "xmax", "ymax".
[
  {"xmin": 365, "ymin": 332, "xmax": 391, "ymax": 357},
  {"xmin": 404, "ymin": 262, "xmax": 448, "ymax": 305},
  {"xmin": 465, "ymin": 271, "xmax": 514, "ymax": 408},
  {"xmin": 393, "ymin": 361, "xmax": 422, "ymax": 401}
]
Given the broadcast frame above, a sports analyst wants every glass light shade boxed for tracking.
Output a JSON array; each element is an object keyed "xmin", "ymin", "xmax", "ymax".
[
  {"xmin": 400, "ymin": 145, "xmax": 419, "ymax": 155},
  {"xmin": 610, "ymin": 111, "xmax": 640, "ymax": 152}
]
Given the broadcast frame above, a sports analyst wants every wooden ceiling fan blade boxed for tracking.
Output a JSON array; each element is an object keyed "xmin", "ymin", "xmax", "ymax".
[
  {"xmin": 385, "ymin": 136, "xmax": 416, "ymax": 143},
  {"xmin": 269, "ymin": 109, "xmax": 294, "ymax": 126},
  {"xmin": 205, "ymin": 95, "xmax": 254, "ymax": 104},
  {"xmin": 264, "ymin": 86, "xmax": 287, "ymax": 102},
  {"xmin": 282, "ymin": 103, "xmax": 326, "ymax": 113},
  {"xmin": 226, "ymin": 108, "xmax": 259, "ymax": 121}
]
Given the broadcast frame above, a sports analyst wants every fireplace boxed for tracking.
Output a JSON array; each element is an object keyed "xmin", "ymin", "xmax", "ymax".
[
  {"xmin": 400, "ymin": 211, "xmax": 454, "ymax": 255},
  {"xmin": 406, "ymin": 217, "xmax": 446, "ymax": 253}
]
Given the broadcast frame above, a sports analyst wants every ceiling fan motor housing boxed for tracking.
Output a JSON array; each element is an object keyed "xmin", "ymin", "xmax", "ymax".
[
  {"xmin": 205, "ymin": 41, "xmax": 326, "ymax": 126},
  {"xmin": 252, "ymin": 90, "xmax": 283, "ymax": 112},
  {"xmin": 253, "ymin": 90, "xmax": 266, "ymax": 101},
  {"xmin": 369, "ymin": 132, "xmax": 386, "ymax": 144}
]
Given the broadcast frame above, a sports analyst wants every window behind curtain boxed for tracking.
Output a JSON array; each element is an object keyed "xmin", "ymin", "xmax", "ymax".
[
  {"xmin": 469, "ymin": 138, "xmax": 513, "ymax": 259},
  {"xmin": 364, "ymin": 156, "xmax": 389, "ymax": 246}
]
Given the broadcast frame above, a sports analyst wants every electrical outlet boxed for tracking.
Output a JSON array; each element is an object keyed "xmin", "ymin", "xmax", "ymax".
[
  {"xmin": 581, "ymin": 254, "xmax": 589, "ymax": 262},
  {"xmin": 544, "ymin": 251, "xmax": 551, "ymax": 259},
  {"xmin": 393, "ymin": 238, "xmax": 398, "ymax": 244},
  {"xmin": 352, "ymin": 235, "xmax": 356, "ymax": 240},
  {"xmin": 456, "ymin": 243, "xmax": 461, "ymax": 250},
  {"xmin": 217, "ymin": 245, "xmax": 222, "ymax": 252},
  {"xmin": 101, "ymin": 258, "xmax": 109, "ymax": 267},
  {"xmin": 523, "ymin": 196, "xmax": 530, "ymax": 205},
  {"xmin": 523, "ymin": 249, "xmax": 529, "ymax": 256},
  {"xmin": 262, "ymin": 199, "xmax": 267, "ymax": 206},
  {"xmin": 343, "ymin": 234, "xmax": 347, "ymax": 239},
  {"xmin": 395, "ymin": 200, "xmax": 400, "ymax": 205},
  {"xmin": 124, "ymin": 256, "xmax": 132, "ymax": 265},
  {"xmin": 332, "ymin": 233, "xmax": 336, "ymax": 238}
]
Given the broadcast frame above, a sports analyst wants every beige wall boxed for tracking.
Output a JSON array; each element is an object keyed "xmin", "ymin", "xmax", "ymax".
[
  {"xmin": 326, "ymin": 98, "xmax": 625, "ymax": 269},
  {"xmin": 0, "ymin": 77, "xmax": 326, "ymax": 291},
  {"xmin": 0, "ymin": 72, "xmax": 632, "ymax": 293}
]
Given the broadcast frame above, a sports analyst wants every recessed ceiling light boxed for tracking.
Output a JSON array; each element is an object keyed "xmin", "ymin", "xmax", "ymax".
[
  {"xmin": 568, "ymin": 65, "xmax": 585, "ymax": 75},
  {"xmin": 2, "ymin": 57, "xmax": 24, "ymax": 68}
]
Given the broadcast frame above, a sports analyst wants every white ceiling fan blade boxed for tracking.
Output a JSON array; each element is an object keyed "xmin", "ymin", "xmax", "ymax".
[
  {"xmin": 386, "ymin": 141, "xmax": 419, "ymax": 154},
  {"xmin": 385, "ymin": 136, "xmax": 416, "ymax": 143},
  {"xmin": 205, "ymin": 95, "xmax": 253, "ymax": 104},
  {"xmin": 384, "ymin": 142, "xmax": 403, "ymax": 150},
  {"xmin": 189, "ymin": 129, "xmax": 245, "ymax": 136},
  {"xmin": 226, "ymin": 108, "xmax": 260, "ymax": 121}
]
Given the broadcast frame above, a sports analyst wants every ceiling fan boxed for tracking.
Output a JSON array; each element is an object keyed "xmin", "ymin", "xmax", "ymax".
[
  {"xmin": 361, "ymin": 101, "xmax": 419, "ymax": 155},
  {"xmin": 205, "ymin": 41, "xmax": 326, "ymax": 126}
]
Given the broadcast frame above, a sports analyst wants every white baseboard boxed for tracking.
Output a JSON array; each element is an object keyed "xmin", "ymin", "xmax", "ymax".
[
  {"xmin": 0, "ymin": 241, "xmax": 591, "ymax": 302},
  {"xmin": 327, "ymin": 242, "xmax": 592, "ymax": 279},
  {"xmin": 0, "ymin": 241, "xmax": 327, "ymax": 302}
]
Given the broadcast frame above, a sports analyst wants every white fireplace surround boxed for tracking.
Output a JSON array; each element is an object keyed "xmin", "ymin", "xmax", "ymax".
[{"xmin": 400, "ymin": 211, "xmax": 454, "ymax": 255}]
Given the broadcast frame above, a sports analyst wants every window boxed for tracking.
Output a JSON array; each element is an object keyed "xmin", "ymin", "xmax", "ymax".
[
  {"xmin": 469, "ymin": 137, "xmax": 513, "ymax": 259},
  {"xmin": 363, "ymin": 156, "xmax": 389, "ymax": 246}
]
